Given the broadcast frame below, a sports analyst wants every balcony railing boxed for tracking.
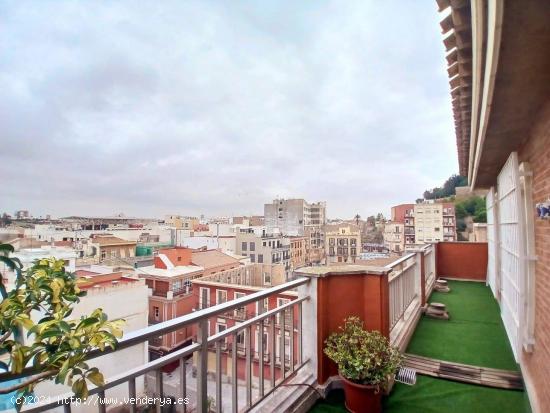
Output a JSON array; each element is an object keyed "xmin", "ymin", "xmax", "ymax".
[
  {"xmin": 387, "ymin": 253, "xmax": 419, "ymax": 333},
  {"xmin": 4, "ymin": 277, "xmax": 309, "ymax": 413}
]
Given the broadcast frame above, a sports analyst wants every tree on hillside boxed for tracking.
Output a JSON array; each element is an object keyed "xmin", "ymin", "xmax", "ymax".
[{"xmin": 423, "ymin": 174, "xmax": 467, "ymax": 200}]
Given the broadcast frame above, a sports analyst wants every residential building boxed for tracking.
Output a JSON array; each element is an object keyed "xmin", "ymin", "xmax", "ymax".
[
  {"xmin": 391, "ymin": 204, "xmax": 416, "ymax": 245},
  {"xmin": 164, "ymin": 215, "xmax": 199, "ymax": 230},
  {"xmin": 304, "ymin": 225, "xmax": 325, "ymax": 264},
  {"xmin": 14, "ymin": 210, "xmax": 30, "ymax": 219},
  {"xmin": 235, "ymin": 229, "xmax": 291, "ymax": 274},
  {"xmin": 191, "ymin": 264, "xmax": 297, "ymax": 383},
  {"xmin": 414, "ymin": 202, "xmax": 456, "ymax": 244},
  {"xmin": 88, "ymin": 234, "xmax": 137, "ymax": 261},
  {"xmin": 138, "ymin": 247, "xmax": 204, "ymax": 357},
  {"xmin": 232, "ymin": 216, "xmax": 265, "ymax": 226},
  {"xmin": 289, "ymin": 236, "xmax": 307, "ymax": 270},
  {"xmin": 264, "ymin": 199, "xmax": 326, "ymax": 236},
  {"xmin": 191, "ymin": 249, "xmax": 241, "ymax": 276},
  {"xmin": 325, "ymin": 224, "xmax": 361, "ymax": 264},
  {"xmin": 383, "ymin": 222, "xmax": 405, "ymax": 254}
]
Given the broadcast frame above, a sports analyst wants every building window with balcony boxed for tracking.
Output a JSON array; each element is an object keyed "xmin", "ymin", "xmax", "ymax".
[
  {"xmin": 256, "ymin": 298, "xmax": 268, "ymax": 315},
  {"xmin": 216, "ymin": 323, "xmax": 227, "ymax": 346},
  {"xmin": 153, "ymin": 306, "xmax": 160, "ymax": 321},
  {"xmin": 351, "ymin": 248, "xmax": 356, "ymax": 256},
  {"xmin": 329, "ymin": 247, "xmax": 335, "ymax": 256},
  {"xmin": 199, "ymin": 287, "xmax": 210, "ymax": 309},
  {"xmin": 234, "ymin": 292, "xmax": 246, "ymax": 319},
  {"xmin": 216, "ymin": 289, "xmax": 227, "ymax": 305}
]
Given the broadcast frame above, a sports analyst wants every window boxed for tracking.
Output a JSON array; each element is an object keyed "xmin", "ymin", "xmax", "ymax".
[
  {"xmin": 263, "ymin": 271, "xmax": 271, "ymax": 285},
  {"xmin": 276, "ymin": 331, "xmax": 291, "ymax": 366},
  {"xmin": 276, "ymin": 298, "xmax": 292, "ymax": 325},
  {"xmin": 249, "ymin": 242, "xmax": 255, "ymax": 251},
  {"xmin": 329, "ymin": 247, "xmax": 335, "ymax": 256},
  {"xmin": 329, "ymin": 238, "xmax": 335, "ymax": 246},
  {"xmin": 216, "ymin": 323, "xmax": 227, "ymax": 346},
  {"xmin": 263, "ymin": 241, "xmax": 266, "ymax": 247},
  {"xmin": 236, "ymin": 323, "xmax": 245, "ymax": 348},
  {"xmin": 242, "ymin": 242, "xmax": 247, "ymax": 251},
  {"xmin": 234, "ymin": 292, "xmax": 246, "ymax": 319},
  {"xmin": 153, "ymin": 306, "xmax": 160, "ymax": 320},
  {"xmin": 434, "ymin": 227, "xmax": 440, "ymax": 232},
  {"xmin": 199, "ymin": 287, "xmax": 210, "ymax": 309},
  {"xmin": 258, "ymin": 254, "xmax": 263, "ymax": 263},
  {"xmin": 255, "ymin": 328, "xmax": 269, "ymax": 356},
  {"xmin": 256, "ymin": 298, "xmax": 268, "ymax": 315},
  {"xmin": 216, "ymin": 289, "xmax": 227, "ymax": 305},
  {"xmin": 101, "ymin": 250, "xmax": 106, "ymax": 259},
  {"xmin": 250, "ymin": 253, "xmax": 255, "ymax": 263}
]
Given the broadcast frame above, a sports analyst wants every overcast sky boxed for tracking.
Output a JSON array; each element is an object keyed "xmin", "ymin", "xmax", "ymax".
[{"xmin": 1, "ymin": 1, "xmax": 456, "ymax": 219}]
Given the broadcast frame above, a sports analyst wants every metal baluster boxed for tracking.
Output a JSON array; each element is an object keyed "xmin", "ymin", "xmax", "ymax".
[
  {"xmin": 289, "ymin": 305, "xmax": 294, "ymax": 372},
  {"xmin": 232, "ymin": 331, "xmax": 238, "ymax": 413},
  {"xmin": 216, "ymin": 341, "xmax": 222, "ymax": 413},
  {"xmin": 259, "ymin": 318, "xmax": 265, "ymax": 398},
  {"xmin": 245, "ymin": 325, "xmax": 252, "ymax": 408},
  {"xmin": 180, "ymin": 357, "xmax": 187, "ymax": 413},
  {"xmin": 97, "ymin": 390, "xmax": 106, "ymax": 413},
  {"xmin": 270, "ymin": 314, "xmax": 276, "ymax": 388},
  {"xmin": 280, "ymin": 308, "xmax": 286, "ymax": 379},
  {"xmin": 128, "ymin": 377, "xmax": 136, "ymax": 413},
  {"xmin": 156, "ymin": 369, "xmax": 163, "ymax": 413},
  {"xmin": 297, "ymin": 301, "xmax": 303, "ymax": 365},
  {"xmin": 197, "ymin": 319, "xmax": 208, "ymax": 413}
]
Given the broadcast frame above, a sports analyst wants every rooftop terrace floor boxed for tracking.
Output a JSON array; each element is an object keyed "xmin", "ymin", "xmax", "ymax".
[{"xmin": 310, "ymin": 280, "xmax": 531, "ymax": 413}]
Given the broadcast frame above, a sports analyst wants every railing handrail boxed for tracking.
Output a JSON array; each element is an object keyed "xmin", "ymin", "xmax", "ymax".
[
  {"xmin": 0, "ymin": 277, "xmax": 309, "ymax": 382},
  {"xmin": 385, "ymin": 252, "xmax": 415, "ymax": 269},
  {"xmin": 207, "ymin": 297, "xmax": 307, "ymax": 343}
]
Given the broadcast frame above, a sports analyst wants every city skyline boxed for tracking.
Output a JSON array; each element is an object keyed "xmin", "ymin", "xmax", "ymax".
[{"xmin": 1, "ymin": 1, "xmax": 456, "ymax": 219}]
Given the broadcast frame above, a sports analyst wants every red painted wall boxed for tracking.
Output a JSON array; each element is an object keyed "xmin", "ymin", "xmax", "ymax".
[
  {"xmin": 316, "ymin": 271, "xmax": 389, "ymax": 383},
  {"xmin": 436, "ymin": 242, "xmax": 488, "ymax": 281}
]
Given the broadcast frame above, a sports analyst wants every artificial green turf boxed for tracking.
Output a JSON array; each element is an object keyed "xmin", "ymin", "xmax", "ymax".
[
  {"xmin": 407, "ymin": 280, "xmax": 519, "ymax": 371},
  {"xmin": 309, "ymin": 280, "xmax": 530, "ymax": 413},
  {"xmin": 310, "ymin": 377, "xmax": 530, "ymax": 413}
]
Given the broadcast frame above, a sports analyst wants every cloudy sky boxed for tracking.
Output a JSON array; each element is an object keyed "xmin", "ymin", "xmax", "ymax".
[{"xmin": 1, "ymin": 1, "xmax": 456, "ymax": 219}]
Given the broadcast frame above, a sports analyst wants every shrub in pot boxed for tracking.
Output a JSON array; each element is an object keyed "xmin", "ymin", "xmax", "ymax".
[{"xmin": 324, "ymin": 317, "xmax": 403, "ymax": 413}]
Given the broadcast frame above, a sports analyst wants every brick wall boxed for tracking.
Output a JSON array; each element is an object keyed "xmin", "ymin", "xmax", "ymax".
[{"xmin": 518, "ymin": 100, "xmax": 550, "ymax": 413}]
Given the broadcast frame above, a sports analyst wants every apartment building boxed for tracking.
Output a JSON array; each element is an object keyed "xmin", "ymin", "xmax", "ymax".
[
  {"xmin": 414, "ymin": 202, "xmax": 456, "ymax": 243},
  {"xmin": 289, "ymin": 236, "xmax": 307, "ymax": 270},
  {"xmin": 264, "ymin": 198, "xmax": 326, "ymax": 236},
  {"xmin": 192, "ymin": 264, "xmax": 297, "ymax": 382},
  {"xmin": 165, "ymin": 215, "xmax": 199, "ymax": 230},
  {"xmin": 138, "ymin": 247, "xmax": 204, "ymax": 357},
  {"xmin": 88, "ymin": 234, "xmax": 137, "ymax": 260},
  {"xmin": 391, "ymin": 204, "xmax": 416, "ymax": 245},
  {"xmin": 235, "ymin": 229, "xmax": 291, "ymax": 273},
  {"xmin": 304, "ymin": 225, "xmax": 325, "ymax": 264},
  {"xmin": 325, "ymin": 224, "xmax": 361, "ymax": 264},
  {"xmin": 383, "ymin": 222, "xmax": 405, "ymax": 253}
]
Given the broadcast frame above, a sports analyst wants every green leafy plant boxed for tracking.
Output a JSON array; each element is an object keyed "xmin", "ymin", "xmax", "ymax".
[
  {"xmin": 0, "ymin": 251, "xmax": 125, "ymax": 403},
  {"xmin": 324, "ymin": 317, "xmax": 402, "ymax": 391}
]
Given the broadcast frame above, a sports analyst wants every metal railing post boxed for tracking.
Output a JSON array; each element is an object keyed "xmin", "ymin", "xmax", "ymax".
[{"xmin": 196, "ymin": 319, "xmax": 209, "ymax": 413}]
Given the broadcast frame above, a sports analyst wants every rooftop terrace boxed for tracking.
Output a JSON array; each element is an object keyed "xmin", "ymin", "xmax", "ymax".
[{"xmin": 310, "ymin": 280, "xmax": 531, "ymax": 413}]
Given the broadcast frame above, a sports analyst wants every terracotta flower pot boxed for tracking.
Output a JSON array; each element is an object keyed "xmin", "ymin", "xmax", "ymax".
[{"xmin": 340, "ymin": 375, "xmax": 382, "ymax": 413}]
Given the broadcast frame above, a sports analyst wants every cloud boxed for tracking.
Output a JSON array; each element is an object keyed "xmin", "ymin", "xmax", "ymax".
[{"xmin": 0, "ymin": 0, "xmax": 457, "ymax": 219}]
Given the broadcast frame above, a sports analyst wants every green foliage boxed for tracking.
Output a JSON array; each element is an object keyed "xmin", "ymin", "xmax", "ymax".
[
  {"xmin": 455, "ymin": 196, "xmax": 487, "ymax": 224},
  {"xmin": 456, "ymin": 218, "xmax": 467, "ymax": 232},
  {"xmin": 324, "ymin": 317, "xmax": 402, "ymax": 390},
  {"xmin": 0, "ymin": 254, "xmax": 125, "ymax": 401},
  {"xmin": 423, "ymin": 175, "xmax": 467, "ymax": 200}
]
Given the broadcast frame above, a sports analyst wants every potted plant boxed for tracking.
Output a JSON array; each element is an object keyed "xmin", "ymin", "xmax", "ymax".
[{"xmin": 324, "ymin": 317, "xmax": 402, "ymax": 413}]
